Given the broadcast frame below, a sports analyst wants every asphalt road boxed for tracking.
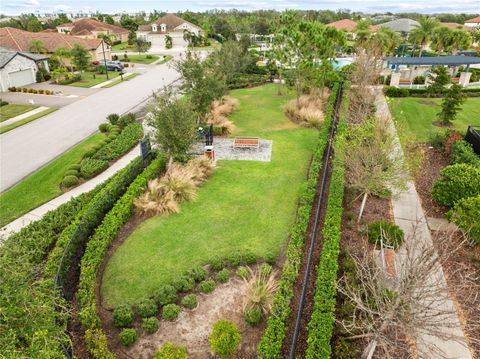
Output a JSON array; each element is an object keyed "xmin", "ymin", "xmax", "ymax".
[{"xmin": 0, "ymin": 61, "xmax": 180, "ymax": 192}]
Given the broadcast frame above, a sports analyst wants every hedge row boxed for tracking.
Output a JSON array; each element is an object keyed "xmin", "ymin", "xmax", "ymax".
[
  {"xmin": 257, "ymin": 84, "xmax": 340, "ymax": 358},
  {"xmin": 384, "ymin": 86, "xmax": 480, "ymax": 98},
  {"xmin": 93, "ymin": 122, "xmax": 144, "ymax": 161},
  {"xmin": 227, "ymin": 74, "xmax": 271, "ymax": 90},
  {"xmin": 305, "ymin": 84, "xmax": 348, "ymax": 359},
  {"xmin": 77, "ymin": 155, "xmax": 167, "ymax": 358},
  {"xmin": 0, "ymin": 182, "xmax": 107, "ymax": 357}
]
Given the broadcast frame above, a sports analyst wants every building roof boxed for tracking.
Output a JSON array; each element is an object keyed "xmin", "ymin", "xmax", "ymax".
[
  {"xmin": 465, "ymin": 16, "xmax": 480, "ymax": 23},
  {"xmin": 379, "ymin": 18, "xmax": 420, "ymax": 33},
  {"xmin": 57, "ymin": 18, "xmax": 128, "ymax": 36},
  {"xmin": 440, "ymin": 22, "xmax": 463, "ymax": 29},
  {"xmin": 0, "ymin": 47, "xmax": 49, "ymax": 69},
  {"xmin": 138, "ymin": 13, "xmax": 200, "ymax": 33},
  {"xmin": 327, "ymin": 19, "xmax": 358, "ymax": 32},
  {"xmin": 385, "ymin": 55, "xmax": 480, "ymax": 66},
  {"xmin": 0, "ymin": 27, "xmax": 102, "ymax": 53}
]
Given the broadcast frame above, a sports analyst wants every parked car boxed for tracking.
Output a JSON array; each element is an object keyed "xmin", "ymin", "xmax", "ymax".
[{"xmin": 99, "ymin": 60, "xmax": 124, "ymax": 72}]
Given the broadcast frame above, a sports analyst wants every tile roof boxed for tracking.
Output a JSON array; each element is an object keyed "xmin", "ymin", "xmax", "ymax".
[
  {"xmin": 465, "ymin": 16, "xmax": 480, "ymax": 23},
  {"xmin": 379, "ymin": 18, "xmax": 420, "ymax": 33},
  {"xmin": 57, "ymin": 18, "xmax": 128, "ymax": 36},
  {"xmin": 0, "ymin": 27, "xmax": 102, "ymax": 53},
  {"xmin": 138, "ymin": 13, "xmax": 200, "ymax": 33},
  {"xmin": 440, "ymin": 22, "xmax": 463, "ymax": 29},
  {"xmin": 327, "ymin": 19, "xmax": 358, "ymax": 32}
]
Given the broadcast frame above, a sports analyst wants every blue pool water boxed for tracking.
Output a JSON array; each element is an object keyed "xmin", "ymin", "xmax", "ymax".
[{"xmin": 332, "ymin": 58, "xmax": 353, "ymax": 70}]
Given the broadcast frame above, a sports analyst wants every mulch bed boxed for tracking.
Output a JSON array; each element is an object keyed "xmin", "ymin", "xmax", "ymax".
[{"xmin": 414, "ymin": 145, "xmax": 450, "ymax": 218}]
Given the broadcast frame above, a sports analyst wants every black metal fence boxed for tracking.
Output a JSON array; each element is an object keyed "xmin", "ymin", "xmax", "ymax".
[{"xmin": 465, "ymin": 125, "xmax": 480, "ymax": 155}]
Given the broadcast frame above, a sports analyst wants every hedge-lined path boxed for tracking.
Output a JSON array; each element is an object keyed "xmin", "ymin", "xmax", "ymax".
[
  {"xmin": 376, "ymin": 89, "xmax": 472, "ymax": 359},
  {"xmin": 0, "ymin": 145, "xmax": 140, "ymax": 237}
]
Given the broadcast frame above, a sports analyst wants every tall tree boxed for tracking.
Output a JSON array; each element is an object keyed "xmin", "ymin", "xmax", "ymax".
[
  {"xmin": 409, "ymin": 16, "xmax": 439, "ymax": 57},
  {"xmin": 354, "ymin": 19, "xmax": 372, "ymax": 45},
  {"xmin": 134, "ymin": 38, "xmax": 151, "ymax": 54},
  {"xmin": 28, "ymin": 40, "xmax": 46, "ymax": 54},
  {"xmin": 370, "ymin": 27, "xmax": 400, "ymax": 55},
  {"xmin": 120, "ymin": 15, "xmax": 138, "ymax": 31},
  {"xmin": 104, "ymin": 15, "xmax": 114, "ymax": 25},
  {"xmin": 437, "ymin": 84, "xmax": 466, "ymax": 125},
  {"xmin": 70, "ymin": 44, "xmax": 91, "ymax": 75}
]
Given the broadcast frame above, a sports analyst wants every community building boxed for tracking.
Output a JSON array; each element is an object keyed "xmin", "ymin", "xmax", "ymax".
[
  {"xmin": 56, "ymin": 18, "xmax": 129, "ymax": 43},
  {"xmin": 0, "ymin": 48, "xmax": 49, "ymax": 91},
  {"xmin": 0, "ymin": 27, "xmax": 111, "ymax": 62},
  {"xmin": 136, "ymin": 14, "xmax": 202, "ymax": 48}
]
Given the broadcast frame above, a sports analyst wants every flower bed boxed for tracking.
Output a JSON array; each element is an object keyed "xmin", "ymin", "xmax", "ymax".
[{"xmin": 257, "ymin": 84, "xmax": 340, "ymax": 358}]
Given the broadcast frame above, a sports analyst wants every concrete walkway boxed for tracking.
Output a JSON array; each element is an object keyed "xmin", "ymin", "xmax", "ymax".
[
  {"xmin": 0, "ymin": 145, "xmax": 140, "ymax": 236},
  {"xmin": 0, "ymin": 106, "xmax": 49, "ymax": 128},
  {"xmin": 376, "ymin": 90, "xmax": 472, "ymax": 359}
]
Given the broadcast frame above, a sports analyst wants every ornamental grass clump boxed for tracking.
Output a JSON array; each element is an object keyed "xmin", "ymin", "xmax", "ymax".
[
  {"xmin": 135, "ymin": 156, "xmax": 213, "ymax": 216},
  {"xmin": 284, "ymin": 89, "xmax": 330, "ymax": 128},
  {"xmin": 243, "ymin": 268, "xmax": 277, "ymax": 325},
  {"xmin": 206, "ymin": 96, "xmax": 239, "ymax": 134}
]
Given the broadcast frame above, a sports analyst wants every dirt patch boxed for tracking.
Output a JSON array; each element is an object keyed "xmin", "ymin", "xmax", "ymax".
[
  {"xmin": 417, "ymin": 100, "xmax": 438, "ymax": 106},
  {"xmin": 116, "ymin": 278, "xmax": 264, "ymax": 359},
  {"xmin": 432, "ymin": 121, "xmax": 454, "ymax": 128},
  {"xmin": 414, "ymin": 145, "xmax": 450, "ymax": 218}
]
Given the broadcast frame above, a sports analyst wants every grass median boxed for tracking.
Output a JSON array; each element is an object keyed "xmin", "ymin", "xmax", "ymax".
[{"xmin": 0, "ymin": 108, "xmax": 57, "ymax": 134}]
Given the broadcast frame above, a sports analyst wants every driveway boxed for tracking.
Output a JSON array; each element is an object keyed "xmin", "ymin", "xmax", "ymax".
[{"xmin": 0, "ymin": 62, "xmax": 180, "ymax": 192}]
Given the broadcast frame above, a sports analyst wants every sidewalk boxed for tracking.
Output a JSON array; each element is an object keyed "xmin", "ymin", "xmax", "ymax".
[
  {"xmin": 376, "ymin": 90, "xmax": 472, "ymax": 359},
  {"xmin": 91, "ymin": 72, "xmax": 135, "ymax": 89},
  {"xmin": 0, "ymin": 145, "xmax": 141, "ymax": 236},
  {"xmin": 0, "ymin": 106, "xmax": 49, "ymax": 128}
]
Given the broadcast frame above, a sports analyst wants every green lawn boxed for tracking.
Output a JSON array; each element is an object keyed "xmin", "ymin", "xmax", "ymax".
[
  {"xmin": 0, "ymin": 108, "xmax": 56, "ymax": 134},
  {"xmin": 101, "ymin": 84, "xmax": 319, "ymax": 307},
  {"xmin": 101, "ymin": 73, "xmax": 140, "ymax": 88},
  {"xmin": 0, "ymin": 104, "xmax": 37, "ymax": 122},
  {"xmin": 157, "ymin": 55, "xmax": 173, "ymax": 65},
  {"xmin": 389, "ymin": 97, "xmax": 480, "ymax": 142},
  {"xmin": 68, "ymin": 71, "xmax": 120, "ymax": 88},
  {"xmin": 123, "ymin": 54, "xmax": 160, "ymax": 64},
  {"xmin": 111, "ymin": 42, "xmax": 135, "ymax": 52},
  {"xmin": 0, "ymin": 133, "xmax": 106, "ymax": 227}
]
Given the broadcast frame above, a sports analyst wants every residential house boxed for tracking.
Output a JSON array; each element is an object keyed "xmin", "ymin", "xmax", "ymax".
[
  {"xmin": 0, "ymin": 27, "xmax": 111, "ymax": 62},
  {"xmin": 56, "ymin": 18, "xmax": 129, "ymax": 43},
  {"xmin": 326, "ymin": 19, "xmax": 378, "ymax": 39},
  {"xmin": 464, "ymin": 16, "xmax": 480, "ymax": 28},
  {"xmin": 378, "ymin": 18, "xmax": 420, "ymax": 35},
  {"xmin": 136, "ymin": 14, "xmax": 202, "ymax": 48},
  {"xmin": 0, "ymin": 48, "xmax": 49, "ymax": 91}
]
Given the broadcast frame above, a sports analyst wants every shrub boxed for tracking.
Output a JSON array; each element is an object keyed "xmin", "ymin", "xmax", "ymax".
[
  {"xmin": 227, "ymin": 253, "xmax": 242, "ymax": 267},
  {"xmin": 118, "ymin": 112, "xmax": 136, "ymax": 129},
  {"xmin": 68, "ymin": 164, "xmax": 80, "ymax": 171},
  {"xmin": 85, "ymin": 328, "xmax": 115, "ymax": 359},
  {"xmin": 367, "ymin": 220, "xmax": 404, "ymax": 248},
  {"xmin": 264, "ymin": 252, "xmax": 277, "ymax": 266},
  {"xmin": 154, "ymin": 342, "xmax": 188, "ymax": 359},
  {"xmin": 209, "ymin": 320, "xmax": 241, "ymax": 358},
  {"xmin": 413, "ymin": 75, "xmax": 426, "ymax": 84},
  {"xmin": 142, "ymin": 317, "xmax": 160, "ymax": 334},
  {"xmin": 243, "ymin": 251, "xmax": 258, "ymax": 265},
  {"xmin": 181, "ymin": 294, "xmax": 198, "ymax": 309},
  {"xmin": 429, "ymin": 131, "xmax": 448, "ymax": 149},
  {"xmin": 113, "ymin": 305, "xmax": 134, "ymax": 327},
  {"xmin": 118, "ymin": 328, "xmax": 137, "ymax": 346},
  {"xmin": 450, "ymin": 141, "xmax": 480, "ymax": 166},
  {"xmin": 199, "ymin": 279, "xmax": 216, "ymax": 293},
  {"xmin": 209, "ymin": 256, "xmax": 225, "ymax": 271},
  {"xmin": 244, "ymin": 307, "xmax": 262, "ymax": 326},
  {"xmin": 448, "ymin": 195, "xmax": 480, "ymax": 244},
  {"xmin": 260, "ymin": 263, "xmax": 273, "ymax": 277},
  {"xmin": 65, "ymin": 169, "xmax": 79, "ymax": 177},
  {"xmin": 93, "ymin": 122, "xmax": 143, "ymax": 161},
  {"xmin": 236, "ymin": 266, "xmax": 250, "ymax": 280},
  {"xmin": 99, "ymin": 123, "xmax": 110, "ymax": 133},
  {"xmin": 444, "ymin": 131, "xmax": 464, "ymax": 155},
  {"xmin": 162, "ymin": 304, "xmax": 181, "ymax": 321},
  {"xmin": 431, "ymin": 164, "xmax": 480, "ymax": 207},
  {"xmin": 107, "ymin": 113, "xmax": 119, "ymax": 125},
  {"xmin": 153, "ymin": 284, "xmax": 177, "ymax": 305},
  {"xmin": 80, "ymin": 158, "xmax": 108, "ymax": 179},
  {"xmin": 384, "ymin": 86, "xmax": 409, "ymax": 97},
  {"xmin": 0, "ymin": 99, "xmax": 9, "ymax": 106},
  {"xmin": 216, "ymin": 269, "xmax": 230, "ymax": 283},
  {"xmin": 62, "ymin": 175, "xmax": 79, "ymax": 188},
  {"xmin": 188, "ymin": 266, "xmax": 208, "ymax": 282},
  {"xmin": 136, "ymin": 298, "xmax": 157, "ymax": 318},
  {"xmin": 172, "ymin": 276, "xmax": 195, "ymax": 292}
]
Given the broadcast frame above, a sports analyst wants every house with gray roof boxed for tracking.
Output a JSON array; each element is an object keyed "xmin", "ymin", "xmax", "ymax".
[
  {"xmin": 0, "ymin": 48, "xmax": 49, "ymax": 92},
  {"xmin": 379, "ymin": 18, "xmax": 420, "ymax": 34}
]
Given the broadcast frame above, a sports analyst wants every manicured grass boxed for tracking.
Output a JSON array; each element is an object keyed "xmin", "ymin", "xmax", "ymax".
[
  {"xmin": 157, "ymin": 55, "xmax": 173, "ymax": 65},
  {"xmin": 101, "ymin": 73, "xmax": 140, "ymax": 88},
  {"xmin": 0, "ymin": 104, "xmax": 37, "ymax": 122},
  {"xmin": 123, "ymin": 54, "xmax": 159, "ymax": 64},
  {"xmin": 111, "ymin": 42, "xmax": 135, "ymax": 52},
  {"xmin": 0, "ymin": 107, "xmax": 56, "ymax": 134},
  {"xmin": 0, "ymin": 133, "xmax": 106, "ymax": 227},
  {"xmin": 68, "ymin": 71, "xmax": 120, "ymax": 88},
  {"xmin": 101, "ymin": 84, "xmax": 319, "ymax": 307},
  {"xmin": 389, "ymin": 97, "xmax": 480, "ymax": 142}
]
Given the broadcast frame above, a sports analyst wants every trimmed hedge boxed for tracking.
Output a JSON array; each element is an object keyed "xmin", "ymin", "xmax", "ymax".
[
  {"xmin": 80, "ymin": 158, "xmax": 109, "ymax": 179},
  {"xmin": 384, "ymin": 86, "xmax": 480, "ymax": 98},
  {"xmin": 77, "ymin": 155, "xmax": 167, "ymax": 357},
  {"xmin": 305, "ymin": 84, "xmax": 348, "ymax": 358},
  {"xmin": 431, "ymin": 164, "xmax": 480, "ymax": 207},
  {"xmin": 448, "ymin": 194, "xmax": 480, "ymax": 244},
  {"xmin": 0, "ymin": 181, "xmax": 107, "ymax": 357},
  {"xmin": 93, "ymin": 122, "xmax": 143, "ymax": 161},
  {"xmin": 450, "ymin": 141, "xmax": 480, "ymax": 166},
  {"xmin": 257, "ymin": 84, "xmax": 340, "ymax": 358}
]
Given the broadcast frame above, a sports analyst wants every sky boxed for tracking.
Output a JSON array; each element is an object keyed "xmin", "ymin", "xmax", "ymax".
[{"xmin": 1, "ymin": 0, "xmax": 479, "ymax": 15}]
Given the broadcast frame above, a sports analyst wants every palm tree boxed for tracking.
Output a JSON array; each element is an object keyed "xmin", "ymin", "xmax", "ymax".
[
  {"xmin": 409, "ymin": 17, "xmax": 439, "ymax": 57},
  {"xmin": 29, "ymin": 39, "xmax": 47, "ymax": 54},
  {"xmin": 52, "ymin": 47, "xmax": 71, "ymax": 71},
  {"xmin": 370, "ymin": 27, "xmax": 400, "ymax": 55},
  {"xmin": 165, "ymin": 34, "xmax": 173, "ymax": 49},
  {"xmin": 183, "ymin": 29, "xmax": 193, "ymax": 47},
  {"xmin": 355, "ymin": 19, "xmax": 371, "ymax": 46},
  {"xmin": 431, "ymin": 27, "xmax": 452, "ymax": 53},
  {"xmin": 449, "ymin": 29, "xmax": 472, "ymax": 54}
]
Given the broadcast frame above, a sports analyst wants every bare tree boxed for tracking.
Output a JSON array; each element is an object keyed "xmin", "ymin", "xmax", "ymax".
[
  {"xmin": 338, "ymin": 226, "xmax": 479, "ymax": 359},
  {"xmin": 343, "ymin": 116, "xmax": 406, "ymax": 222}
]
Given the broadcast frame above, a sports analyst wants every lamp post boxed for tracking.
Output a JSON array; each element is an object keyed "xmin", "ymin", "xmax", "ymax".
[{"xmin": 101, "ymin": 39, "xmax": 109, "ymax": 80}]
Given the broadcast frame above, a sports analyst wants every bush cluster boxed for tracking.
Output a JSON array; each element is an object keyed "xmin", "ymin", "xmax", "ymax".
[
  {"xmin": 188, "ymin": 266, "xmax": 208, "ymax": 282},
  {"xmin": 209, "ymin": 319, "xmax": 241, "ymax": 357},
  {"xmin": 244, "ymin": 307, "xmax": 262, "ymax": 326},
  {"xmin": 450, "ymin": 141, "xmax": 480, "ymax": 166},
  {"xmin": 118, "ymin": 328, "xmax": 137, "ymax": 346},
  {"xmin": 0, "ymin": 99, "xmax": 9, "ymax": 106},
  {"xmin": 258, "ymin": 83, "xmax": 340, "ymax": 358},
  {"xmin": 154, "ymin": 342, "xmax": 188, "ymax": 359},
  {"xmin": 209, "ymin": 256, "xmax": 225, "ymax": 271},
  {"xmin": 80, "ymin": 158, "xmax": 109, "ymax": 179},
  {"xmin": 236, "ymin": 266, "xmax": 250, "ymax": 280},
  {"xmin": 136, "ymin": 298, "xmax": 158, "ymax": 318},
  {"xmin": 431, "ymin": 163, "xmax": 480, "ymax": 207},
  {"xmin": 172, "ymin": 275, "xmax": 195, "ymax": 292},
  {"xmin": 93, "ymin": 122, "xmax": 143, "ymax": 161},
  {"xmin": 449, "ymin": 194, "xmax": 480, "ymax": 243},
  {"xmin": 8, "ymin": 86, "xmax": 54, "ymax": 94},
  {"xmin": 62, "ymin": 174, "xmax": 79, "ymax": 188},
  {"xmin": 77, "ymin": 156, "xmax": 167, "ymax": 357},
  {"xmin": 181, "ymin": 294, "xmax": 198, "ymax": 309},
  {"xmin": 367, "ymin": 220, "xmax": 404, "ymax": 248},
  {"xmin": 153, "ymin": 284, "xmax": 178, "ymax": 306},
  {"xmin": 162, "ymin": 304, "xmax": 181, "ymax": 321},
  {"xmin": 142, "ymin": 317, "xmax": 160, "ymax": 334},
  {"xmin": 227, "ymin": 74, "xmax": 270, "ymax": 89},
  {"xmin": 113, "ymin": 305, "xmax": 134, "ymax": 328},
  {"xmin": 384, "ymin": 86, "xmax": 480, "ymax": 98},
  {"xmin": 215, "ymin": 269, "xmax": 230, "ymax": 283},
  {"xmin": 199, "ymin": 279, "xmax": 216, "ymax": 293}
]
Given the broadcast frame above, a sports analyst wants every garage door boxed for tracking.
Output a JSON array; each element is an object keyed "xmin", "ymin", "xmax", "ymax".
[
  {"xmin": 9, "ymin": 69, "xmax": 34, "ymax": 87},
  {"xmin": 149, "ymin": 35, "xmax": 165, "ymax": 46}
]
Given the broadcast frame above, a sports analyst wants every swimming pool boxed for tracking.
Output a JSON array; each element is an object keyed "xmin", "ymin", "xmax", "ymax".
[{"xmin": 332, "ymin": 58, "xmax": 353, "ymax": 70}]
